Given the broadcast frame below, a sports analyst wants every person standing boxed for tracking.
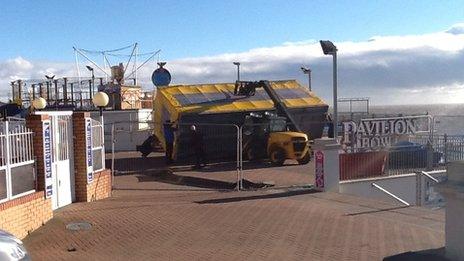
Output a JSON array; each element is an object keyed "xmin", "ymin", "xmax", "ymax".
[
  {"xmin": 163, "ymin": 120, "xmax": 177, "ymax": 165},
  {"xmin": 189, "ymin": 125, "xmax": 206, "ymax": 169}
]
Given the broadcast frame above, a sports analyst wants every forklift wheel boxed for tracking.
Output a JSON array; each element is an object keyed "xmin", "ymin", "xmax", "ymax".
[
  {"xmin": 269, "ymin": 147, "xmax": 286, "ymax": 166},
  {"xmin": 297, "ymin": 151, "xmax": 311, "ymax": 165}
]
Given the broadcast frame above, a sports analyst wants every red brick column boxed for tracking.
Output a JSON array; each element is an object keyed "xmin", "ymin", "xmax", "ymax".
[
  {"xmin": 72, "ymin": 112, "xmax": 112, "ymax": 202},
  {"xmin": 26, "ymin": 114, "xmax": 49, "ymax": 192},
  {"xmin": 73, "ymin": 112, "xmax": 89, "ymax": 201}
]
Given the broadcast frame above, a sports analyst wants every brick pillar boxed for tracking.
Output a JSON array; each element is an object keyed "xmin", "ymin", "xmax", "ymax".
[
  {"xmin": 26, "ymin": 114, "xmax": 50, "ymax": 192},
  {"xmin": 72, "ymin": 112, "xmax": 90, "ymax": 202},
  {"xmin": 73, "ymin": 112, "xmax": 112, "ymax": 202}
]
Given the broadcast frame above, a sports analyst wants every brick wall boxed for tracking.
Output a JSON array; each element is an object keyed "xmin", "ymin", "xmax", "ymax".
[
  {"xmin": 87, "ymin": 169, "xmax": 112, "ymax": 202},
  {"xmin": 0, "ymin": 191, "xmax": 52, "ymax": 239},
  {"xmin": 73, "ymin": 112, "xmax": 112, "ymax": 202}
]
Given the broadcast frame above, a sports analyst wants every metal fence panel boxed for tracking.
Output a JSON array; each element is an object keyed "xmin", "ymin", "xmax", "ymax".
[{"xmin": 0, "ymin": 120, "xmax": 36, "ymax": 203}]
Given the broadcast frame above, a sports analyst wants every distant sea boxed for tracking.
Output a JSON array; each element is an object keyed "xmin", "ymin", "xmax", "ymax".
[{"xmin": 340, "ymin": 103, "xmax": 464, "ymax": 135}]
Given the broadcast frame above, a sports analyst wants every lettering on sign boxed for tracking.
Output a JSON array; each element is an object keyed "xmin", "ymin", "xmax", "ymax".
[
  {"xmin": 43, "ymin": 120, "xmax": 53, "ymax": 198},
  {"xmin": 85, "ymin": 118, "xmax": 93, "ymax": 183},
  {"xmin": 315, "ymin": 150, "xmax": 324, "ymax": 189},
  {"xmin": 342, "ymin": 116, "xmax": 430, "ymax": 150}
]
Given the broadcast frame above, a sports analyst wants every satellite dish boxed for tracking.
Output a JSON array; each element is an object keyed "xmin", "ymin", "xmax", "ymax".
[{"xmin": 152, "ymin": 62, "xmax": 171, "ymax": 87}]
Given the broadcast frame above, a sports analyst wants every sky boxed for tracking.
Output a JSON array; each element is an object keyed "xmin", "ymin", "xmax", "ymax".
[{"xmin": 0, "ymin": 0, "xmax": 464, "ymax": 105}]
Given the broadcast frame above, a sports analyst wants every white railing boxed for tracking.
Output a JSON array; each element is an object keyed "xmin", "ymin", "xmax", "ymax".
[
  {"xmin": 0, "ymin": 121, "xmax": 36, "ymax": 203},
  {"xmin": 91, "ymin": 118, "xmax": 105, "ymax": 172}
]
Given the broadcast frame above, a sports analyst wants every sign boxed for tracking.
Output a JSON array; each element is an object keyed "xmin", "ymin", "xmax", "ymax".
[
  {"xmin": 342, "ymin": 116, "xmax": 430, "ymax": 150},
  {"xmin": 43, "ymin": 120, "xmax": 53, "ymax": 198},
  {"xmin": 315, "ymin": 150, "xmax": 324, "ymax": 189},
  {"xmin": 85, "ymin": 118, "xmax": 93, "ymax": 183},
  {"xmin": 151, "ymin": 63, "xmax": 171, "ymax": 87}
]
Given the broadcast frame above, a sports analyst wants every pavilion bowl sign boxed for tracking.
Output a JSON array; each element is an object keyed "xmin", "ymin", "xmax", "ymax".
[{"xmin": 342, "ymin": 116, "xmax": 431, "ymax": 150}]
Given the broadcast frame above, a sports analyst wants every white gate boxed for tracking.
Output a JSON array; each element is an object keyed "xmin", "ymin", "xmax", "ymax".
[{"xmin": 46, "ymin": 112, "xmax": 75, "ymax": 209}]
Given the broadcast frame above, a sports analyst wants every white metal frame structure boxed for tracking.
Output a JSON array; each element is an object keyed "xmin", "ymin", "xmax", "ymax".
[
  {"xmin": 0, "ymin": 121, "xmax": 36, "ymax": 204},
  {"xmin": 73, "ymin": 43, "xmax": 161, "ymax": 86}
]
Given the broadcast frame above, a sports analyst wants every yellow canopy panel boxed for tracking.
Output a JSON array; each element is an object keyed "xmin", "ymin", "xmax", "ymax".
[{"xmin": 155, "ymin": 80, "xmax": 327, "ymax": 115}]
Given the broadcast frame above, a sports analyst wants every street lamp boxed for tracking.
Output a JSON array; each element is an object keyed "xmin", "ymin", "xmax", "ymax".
[
  {"xmin": 92, "ymin": 91, "xmax": 109, "ymax": 117},
  {"xmin": 233, "ymin": 62, "xmax": 241, "ymax": 81},
  {"xmin": 320, "ymin": 40, "xmax": 338, "ymax": 140},
  {"xmin": 32, "ymin": 97, "xmax": 47, "ymax": 111},
  {"xmin": 86, "ymin": 65, "xmax": 95, "ymax": 100},
  {"xmin": 300, "ymin": 67, "xmax": 312, "ymax": 91}
]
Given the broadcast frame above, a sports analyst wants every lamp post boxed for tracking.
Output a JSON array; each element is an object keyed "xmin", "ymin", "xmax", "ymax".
[
  {"xmin": 300, "ymin": 67, "xmax": 312, "ymax": 91},
  {"xmin": 86, "ymin": 65, "xmax": 95, "ymax": 101},
  {"xmin": 32, "ymin": 97, "xmax": 47, "ymax": 111},
  {"xmin": 233, "ymin": 62, "xmax": 241, "ymax": 82},
  {"xmin": 92, "ymin": 91, "xmax": 109, "ymax": 173},
  {"xmin": 320, "ymin": 40, "xmax": 338, "ymax": 140}
]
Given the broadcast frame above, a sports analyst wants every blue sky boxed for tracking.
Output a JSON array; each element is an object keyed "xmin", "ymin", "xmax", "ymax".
[
  {"xmin": 1, "ymin": 0, "xmax": 464, "ymax": 105},
  {"xmin": 0, "ymin": 0, "xmax": 463, "ymax": 61}
]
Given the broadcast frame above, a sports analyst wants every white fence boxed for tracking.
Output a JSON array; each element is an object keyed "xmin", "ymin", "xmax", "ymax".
[{"xmin": 0, "ymin": 121, "xmax": 36, "ymax": 203}]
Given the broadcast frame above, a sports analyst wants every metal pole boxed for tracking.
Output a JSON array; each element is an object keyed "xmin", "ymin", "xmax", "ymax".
[
  {"xmin": 54, "ymin": 80, "xmax": 58, "ymax": 105},
  {"xmin": 70, "ymin": 83, "xmax": 74, "ymax": 106},
  {"xmin": 100, "ymin": 108, "xmax": 105, "ymax": 170},
  {"xmin": 333, "ymin": 52, "xmax": 338, "ymax": 141},
  {"xmin": 63, "ymin": 77, "xmax": 68, "ymax": 105},
  {"xmin": 236, "ymin": 125, "xmax": 240, "ymax": 191},
  {"xmin": 4, "ymin": 121, "xmax": 12, "ymax": 199},
  {"xmin": 111, "ymin": 123, "xmax": 115, "ymax": 192},
  {"xmin": 239, "ymin": 127, "xmax": 243, "ymax": 190},
  {"xmin": 308, "ymin": 70, "xmax": 311, "ymax": 92},
  {"xmin": 237, "ymin": 64, "xmax": 240, "ymax": 82},
  {"xmin": 135, "ymin": 44, "xmax": 138, "ymax": 85}
]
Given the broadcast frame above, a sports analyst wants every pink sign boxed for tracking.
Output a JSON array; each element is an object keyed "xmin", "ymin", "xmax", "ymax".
[{"xmin": 315, "ymin": 150, "xmax": 324, "ymax": 189}]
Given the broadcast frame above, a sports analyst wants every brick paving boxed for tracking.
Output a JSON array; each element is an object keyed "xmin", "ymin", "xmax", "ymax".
[{"xmin": 23, "ymin": 153, "xmax": 445, "ymax": 261}]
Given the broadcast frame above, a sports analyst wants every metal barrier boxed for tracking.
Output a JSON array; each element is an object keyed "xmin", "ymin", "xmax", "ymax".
[
  {"xmin": 109, "ymin": 121, "xmax": 242, "ymax": 191},
  {"xmin": 371, "ymin": 182, "xmax": 410, "ymax": 206},
  {"xmin": 0, "ymin": 120, "xmax": 36, "ymax": 203}
]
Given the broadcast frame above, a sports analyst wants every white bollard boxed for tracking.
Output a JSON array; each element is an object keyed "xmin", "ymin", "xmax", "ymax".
[
  {"xmin": 437, "ymin": 161, "xmax": 464, "ymax": 260},
  {"xmin": 313, "ymin": 138, "xmax": 341, "ymax": 192}
]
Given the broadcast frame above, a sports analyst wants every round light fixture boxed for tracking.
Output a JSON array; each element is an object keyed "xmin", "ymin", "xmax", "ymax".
[
  {"xmin": 32, "ymin": 97, "xmax": 47, "ymax": 110},
  {"xmin": 92, "ymin": 92, "xmax": 109, "ymax": 107}
]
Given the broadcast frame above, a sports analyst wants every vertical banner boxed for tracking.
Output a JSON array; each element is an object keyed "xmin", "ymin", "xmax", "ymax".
[
  {"xmin": 85, "ymin": 118, "xmax": 93, "ymax": 183},
  {"xmin": 315, "ymin": 150, "xmax": 324, "ymax": 190},
  {"xmin": 43, "ymin": 120, "xmax": 53, "ymax": 198}
]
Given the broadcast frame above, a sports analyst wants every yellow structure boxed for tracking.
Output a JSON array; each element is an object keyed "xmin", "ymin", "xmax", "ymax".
[{"xmin": 153, "ymin": 80, "xmax": 328, "ymax": 162}]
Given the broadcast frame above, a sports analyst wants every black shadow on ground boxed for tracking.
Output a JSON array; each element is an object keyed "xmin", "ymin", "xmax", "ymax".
[
  {"xmin": 383, "ymin": 247, "xmax": 448, "ymax": 261},
  {"xmin": 195, "ymin": 188, "xmax": 318, "ymax": 204},
  {"xmin": 109, "ymin": 154, "xmax": 301, "ymax": 175},
  {"xmin": 136, "ymin": 171, "xmax": 271, "ymax": 190},
  {"xmin": 345, "ymin": 206, "xmax": 410, "ymax": 216}
]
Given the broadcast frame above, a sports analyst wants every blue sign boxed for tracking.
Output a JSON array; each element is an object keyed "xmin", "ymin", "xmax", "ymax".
[
  {"xmin": 43, "ymin": 121, "xmax": 53, "ymax": 198},
  {"xmin": 151, "ymin": 67, "xmax": 171, "ymax": 87},
  {"xmin": 85, "ymin": 118, "xmax": 93, "ymax": 183}
]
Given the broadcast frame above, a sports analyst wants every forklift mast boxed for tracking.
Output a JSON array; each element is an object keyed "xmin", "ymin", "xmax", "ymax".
[{"xmin": 234, "ymin": 80, "xmax": 302, "ymax": 133}]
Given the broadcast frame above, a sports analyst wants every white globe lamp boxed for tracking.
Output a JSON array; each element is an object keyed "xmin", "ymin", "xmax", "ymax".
[{"xmin": 32, "ymin": 97, "xmax": 47, "ymax": 110}]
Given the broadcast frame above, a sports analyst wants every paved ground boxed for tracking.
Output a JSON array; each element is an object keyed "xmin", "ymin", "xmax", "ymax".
[{"xmin": 23, "ymin": 153, "xmax": 445, "ymax": 261}]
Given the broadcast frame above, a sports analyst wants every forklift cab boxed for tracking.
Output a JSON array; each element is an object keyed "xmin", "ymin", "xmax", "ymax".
[{"xmin": 243, "ymin": 112, "xmax": 311, "ymax": 165}]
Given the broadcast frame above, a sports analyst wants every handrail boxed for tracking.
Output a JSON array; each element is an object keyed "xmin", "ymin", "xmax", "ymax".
[
  {"xmin": 420, "ymin": 170, "xmax": 442, "ymax": 183},
  {"xmin": 371, "ymin": 183, "xmax": 410, "ymax": 206}
]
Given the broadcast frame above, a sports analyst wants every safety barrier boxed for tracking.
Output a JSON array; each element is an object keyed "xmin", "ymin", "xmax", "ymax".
[{"xmin": 0, "ymin": 120, "xmax": 36, "ymax": 203}]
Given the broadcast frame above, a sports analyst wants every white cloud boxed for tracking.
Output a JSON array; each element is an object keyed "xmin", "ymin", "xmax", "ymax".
[{"xmin": 1, "ymin": 23, "xmax": 464, "ymax": 105}]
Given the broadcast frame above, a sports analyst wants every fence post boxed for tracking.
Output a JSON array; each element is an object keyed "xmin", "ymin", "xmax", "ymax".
[
  {"xmin": 415, "ymin": 171, "xmax": 422, "ymax": 206},
  {"xmin": 111, "ymin": 123, "xmax": 115, "ymax": 191},
  {"xmin": 4, "ymin": 121, "xmax": 11, "ymax": 199},
  {"xmin": 444, "ymin": 133, "xmax": 448, "ymax": 164},
  {"xmin": 426, "ymin": 142, "xmax": 433, "ymax": 171}
]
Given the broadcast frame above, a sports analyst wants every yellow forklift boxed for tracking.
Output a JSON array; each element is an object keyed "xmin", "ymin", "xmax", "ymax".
[{"xmin": 235, "ymin": 80, "xmax": 312, "ymax": 166}]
